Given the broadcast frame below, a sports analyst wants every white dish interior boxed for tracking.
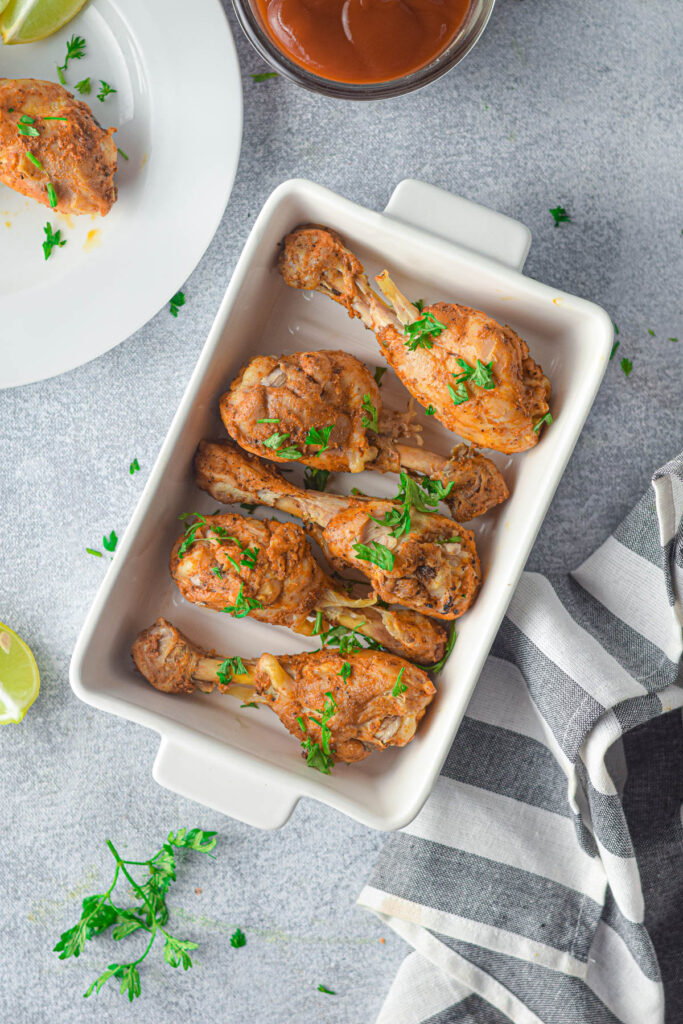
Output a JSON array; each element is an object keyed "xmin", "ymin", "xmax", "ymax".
[{"xmin": 70, "ymin": 179, "xmax": 613, "ymax": 831}]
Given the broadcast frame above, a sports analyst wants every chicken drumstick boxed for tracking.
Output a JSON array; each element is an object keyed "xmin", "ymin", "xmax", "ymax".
[
  {"xmin": 278, "ymin": 226, "xmax": 551, "ymax": 454},
  {"xmin": 170, "ymin": 512, "xmax": 448, "ymax": 664},
  {"xmin": 132, "ymin": 618, "xmax": 436, "ymax": 767},
  {"xmin": 195, "ymin": 440, "xmax": 481, "ymax": 620},
  {"xmin": 221, "ymin": 349, "xmax": 508, "ymax": 521}
]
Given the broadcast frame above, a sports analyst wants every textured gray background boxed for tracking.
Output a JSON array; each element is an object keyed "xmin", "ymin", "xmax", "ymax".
[{"xmin": 1, "ymin": 0, "xmax": 682, "ymax": 1021}]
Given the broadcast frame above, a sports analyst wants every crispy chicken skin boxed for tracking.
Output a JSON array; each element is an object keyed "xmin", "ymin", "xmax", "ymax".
[
  {"xmin": 0, "ymin": 78, "xmax": 117, "ymax": 216},
  {"xmin": 221, "ymin": 348, "xmax": 508, "ymax": 520},
  {"xmin": 169, "ymin": 512, "xmax": 449, "ymax": 664},
  {"xmin": 194, "ymin": 439, "xmax": 481, "ymax": 620},
  {"xmin": 278, "ymin": 226, "xmax": 551, "ymax": 454},
  {"xmin": 132, "ymin": 617, "xmax": 436, "ymax": 764}
]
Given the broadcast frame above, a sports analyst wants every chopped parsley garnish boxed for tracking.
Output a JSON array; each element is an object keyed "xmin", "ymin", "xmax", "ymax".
[
  {"xmin": 211, "ymin": 566, "xmax": 223, "ymax": 579},
  {"xmin": 230, "ymin": 929, "xmax": 247, "ymax": 948},
  {"xmin": 669, "ymin": 337, "xmax": 679, "ymax": 343},
  {"xmin": 419, "ymin": 621, "xmax": 457, "ymax": 673},
  {"xmin": 549, "ymin": 205, "xmax": 571, "ymax": 227},
  {"xmin": 169, "ymin": 291, "xmax": 185, "ymax": 317},
  {"xmin": 177, "ymin": 512, "xmax": 211, "ymax": 558},
  {"xmin": 413, "ymin": 299, "xmax": 424, "ymax": 313},
  {"xmin": 42, "ymin": 222, "xmax": 66, "ymax": 260},
  {"xmin": 216, "ymin": 656, "xmax": 247, "ymax": 686},
  {"xmin": 621, "ymin": 357, "xmax": 633, "ymax": 377},
  {"xmin": 352, "ymin": 540, "xmax": 395, "ymax": 572},
  {"xmin": 18, "ymin": 121, "xmax": 39, "ymax": 138},
  {"xmin": 96, "ymin": 81, "xmax": 117, "ymax": 102},
  {"xmin": 257, "ymin": 417, "xmax": 280, "ymax": 424},
  {"xmin": 304, "ymin": 467, "xmax": 330, "ymax": 491},
  {"xmin": 317, "ymin": 984, "xmax": 336, "ymax": 995},
  {"xmin": 46, "ymin": 182, "xmax": 58, "ymax": 209},
  {"xmin": 313, "ymin": 611, "xmax": 324, "ymax": 635},
  {"xmin": 240, "ymin": 702, "xmax": 259, "ymax": 709},
  {"xmin": 533, "ymin": 411, "xmax": 553, "ymax": 433},
  {"xmin": 74, "ymin": 77, "xmax": 91, "ymax": 95},
  {"xmin": 86, "ymin": 547, "xmax": 102, "ymax": 557},
  {"xmin": 425, "ymin": 405, "xmax": 436, "ymax": 415},
  {"xmin": 369, "ymin": 472, "xmax": 452, "ymax": 540},
  {"xmin": 129, "ymin": 458, "xmax": 140, "ymax": 475},
  {"xmin": 221, "ymin": 583, "xmax": 262, "ymax": 618},
  {"xmin": 251, "ymin": 72, "xmax": 278, "ymax": 81},
  {"xmin": 447, "ymin": 381, "xmax": 469, "ymax": 406},
  {"xmin": 26, "ymin": 152, "xmax": 43, "ymax": 170},
  {"xmin": 404, "ymin": 312, "xmax": 446, "ymax": 351},
  {"xmin": 361, "ymin": 394, "xmax": 379, "ymax": 432},
  {"xmin": 56, "ymin": 35, "xmax": 86, "ymax": 85},
  {"xmin": 610, "ymin": 340, "xmax": 620, "ymax": 360},
  {"xmin": 614, "ymin": 322, "xmax": 619, "ymax": 335},
  {"xmin": 305, "ymin": 424, "xmax": 334, "ymax": 455},
  {"xmin": 447, "ymin": 357, "xmax": 495, "ymax": 406},
  {"xmin": 338, "ymin": 661, "xmax": 351, "ymax": 682},
  {"xmin": 103, "ymin": 530, "xmax": 118, "ymax": 553},
  {"xmin": 392, "ymin": 666, "xmax": 407, "ymax": 697},
  {"xmin": 241, "ymin": 502, "xmax": 257, "ymax": 513},
  {"xmin": 373, "ymin": 366, "xmax": 387, "ymax": 386},
  {"xmin": 117, "ymin": 147, "xmax": 129, "ymax": 161},
  {"xmin": 318, "ymin": 622, "xmax": 382, "ymax": 655},
  {"xmin": 42, "ymin": 116, "xmax": 68, "ymax": 121},
  {"xmin": 262, "ymin": 431, "xmax": 302, "ymax": 460},
  {"xmin": 435, "ymin": 536, "xmax": 461, "ymax": 544},
  {"xmin": 647, "ymin": 328, "xmax": 655, "ymax": 337}
]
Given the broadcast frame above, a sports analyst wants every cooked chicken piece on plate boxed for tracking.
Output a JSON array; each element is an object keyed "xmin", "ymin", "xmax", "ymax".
[
  {"xmin": 221, "ymin": 348, "xmax": 509, "ymax": 521},
  {"xmin": 195, "ymin": 440, "xmax": 481, "ymax": 620},
  {"xmin": 132, "ymin": 617, "xmax": 436, "ymax": 768},
  {"xmin": 0, "ymin": 78, "xmax": 117, "ymax": 216},
  {"xmin": 170, "ymin": 512, "xmax": 449, "ymax": 664},
  {"xmin": 278, "ymin": 226, "xmax": 552, "ymax": 454}
]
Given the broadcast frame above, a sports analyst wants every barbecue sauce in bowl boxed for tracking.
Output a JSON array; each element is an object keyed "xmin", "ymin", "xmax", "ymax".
[{"xmin": 251, "ymin": 0, "xmax": 472, "ymax": 84}]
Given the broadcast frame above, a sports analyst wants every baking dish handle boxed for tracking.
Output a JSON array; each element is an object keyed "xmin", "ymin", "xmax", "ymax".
[
  {"xmin": 153, "ymin": 736, "xmax": 299, "ymax": 830},
  {"xmin": 384, "ymin": 179, "xmax": 531, "ymax": 272}
]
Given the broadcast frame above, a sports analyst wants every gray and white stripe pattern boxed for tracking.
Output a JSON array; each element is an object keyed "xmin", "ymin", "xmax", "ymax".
[{"xmin": 358, "ymin": 452, "xmax": 683, "ymax": 1024}]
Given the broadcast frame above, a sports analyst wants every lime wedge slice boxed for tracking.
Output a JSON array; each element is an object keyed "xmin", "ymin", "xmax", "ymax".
[
  {"xmin": 0, "ymin": 622, "xmax": 40, "ymax": 723},
  {"xmin": 0, "ymin": 0, "xmax": 88, "ymax": 44}
]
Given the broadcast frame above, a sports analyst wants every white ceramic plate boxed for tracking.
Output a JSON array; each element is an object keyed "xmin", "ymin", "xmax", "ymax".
[
  {"xmin": 70, "ymin": 179, "xmax": 614, "ymax": 831},
  {"xmin": 0, "ymin": 0, "xmax": 242, "ymax": 389}
]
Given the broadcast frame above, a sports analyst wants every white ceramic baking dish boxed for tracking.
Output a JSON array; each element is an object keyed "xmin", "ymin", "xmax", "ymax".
[{"xmin": 70, "ymin": 179, "xmax": 613, "ymax": 831}]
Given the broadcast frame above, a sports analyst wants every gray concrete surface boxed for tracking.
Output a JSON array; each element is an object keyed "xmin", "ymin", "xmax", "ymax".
[{"xmin": 1, "ymin": 0, "xmax": 682, "ymax": 1020}]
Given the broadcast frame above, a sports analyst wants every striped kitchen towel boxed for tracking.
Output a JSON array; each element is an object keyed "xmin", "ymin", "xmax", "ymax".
[{"xmin": 358, "ymin": 452, "xmax": 683, "ymax": 1024}]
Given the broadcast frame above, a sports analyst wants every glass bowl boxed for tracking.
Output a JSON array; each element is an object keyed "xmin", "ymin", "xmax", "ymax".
[{"xmin": 231, "ymin": 0, "xmax": 497, "ymax": 100}]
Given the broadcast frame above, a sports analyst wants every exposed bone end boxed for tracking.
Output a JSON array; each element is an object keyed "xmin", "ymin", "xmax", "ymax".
[
  {"xmin": 375, "ymin": 271, "xmax": 420, "ymax": 325},
  {"xmin": 132, "ymin": 618, "xmax": 204, "ymax": 695},
  {"xmin": 278, "ymin": 224, "xmax": 365, "ymax": 317}
]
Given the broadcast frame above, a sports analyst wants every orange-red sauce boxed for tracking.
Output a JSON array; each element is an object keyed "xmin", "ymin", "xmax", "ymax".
[{"xmin": 252, "ymin": 0, "xmax": 471, "ymax": 84}]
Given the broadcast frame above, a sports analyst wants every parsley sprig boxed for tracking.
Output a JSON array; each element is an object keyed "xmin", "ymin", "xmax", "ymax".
[
  {"xmin": 361, "ymin": 394, "xmax": 379, "ymax": 432},
  {"xmin": 298, "ymin": 692, "xmax": 337, "ymax": 773},
  {"xmin": 549, "ymin": 205, "xmax": 571, "ymax": 227},
  {"xmin": 222, "ymin": 582, "xmax": 262, "ymax": 618},
  {"xmin": 42, "ymin": 221, "xmax": 66, "ymax": 260},
  {"xmin": 97, "ymin": 80, "xmax": 117, "ymax": 102},
  {"xmin": 75, "ymin": 78, "xmax": 91, "ymax": 95},
  {"xmin": 392, "ymin": 666, "xmax": 407, "ymax": 698},
  {"xmin": 304, "ymin": 467, "xmax": 330, "ymax": 492},
  {"xmin": 404, "ymin": 312, "xmax": 446, "ymax": 351},
  {"xmin": 318, "ymin": 622, "xmax": 382, "ymax": 655},
  {"xmin": 56, "ymin": 35, "xmax": 86, "ymax": 85},
  {"xmin": 216, "ymin": 656, "xmax": 247, "ymax": 686},
  {"xmin": 53, "ymin": 828, "xmax": 216, "ymax": 1002},
  {"xmin": 304, "ymin": 424, "xmax": 334, "ymax": 456},
  {"xmin": 170, "ymin": 291, "xmax": 185, "ymax": 317},
  {"xmin": 533, "ymin": 411, "xmax": 553, "ymax": 433},
  {"xmin": 368, "ymin": 472, "xmax": 453, "ymax": 541},
  {"xmin": 448, "ymin": 357, "xmax": 495, "ymax": 406},
  {"xmin": 352, "ymin": 540, "xmax": 395, "ymax": 572}
]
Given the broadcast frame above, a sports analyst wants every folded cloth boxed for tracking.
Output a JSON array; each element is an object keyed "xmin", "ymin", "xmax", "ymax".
[{"xmin": 358, "ymin": 453, "xmax": 683, "ymax": 1024}]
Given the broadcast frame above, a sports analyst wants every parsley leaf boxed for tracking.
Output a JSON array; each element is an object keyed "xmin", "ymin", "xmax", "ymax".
[
  {"xmin": 86, "ymin": 548, "xmax": 102, "ymax": 557},
  {"xmin": 169, "ymin": 291, "xmax": 185, "ymax": 317},
  {"xmin": 404, "ymin": 312, "xmax": 446, "ymax": 351},
  {"xmin": 669, "ymin": 337, "xmax": 679, "ymax": 343},
  {"xmin": 74, "ymin": 77, "xmax": 91, "ymax": 95},
  {"xmin": 26, "ymin": 151, "xmax": 44, "ymax": 170},
  {"xmin": 318, "ymin": 984, "xmax": 336, "ymax": 994},
  {"xmin": 42, "ymin": 221, "xmax": 66, "ymax": 260},
  {"xmin": 425, "ymin": 404, "xmax": 436, "ymax": 415},
  {"xmin": 413, "ymin": 299, "xmax": 424, "ymax": 313},
  {"xmin": 361, "ymin": 394, "xmax": 379, "ymax": 432},
  {"xmin": 305, "ymin": 424, "xmax": 334, "ymax": 455},
  {"xmin": 369, "ymin": 472, "xmax": 451, "ymax": 541},
  {"xmin": 549, "ymin": 205, "xmax": 571, "ymax": 227},
  {"xmin": 103, "ymin": 530, "xmax": 118, "ymax": 553},
  {"xmin": 18, "ymin": 121, "xmax": 40, "ymax": 137},
  {"xmin": 373, "ymin": 366, "xmax": 387, "ymax": 386},
  {"xmin": 230, "ymin": 928, "xmax": 247, "ymax": 948},
  {"xmin": 46, "ymin": 182, "xmax": 58, "ymax": 209},
  {"xmin": 304, "ymin": 467, "xmax": 330, "ymax": 491},
  {"xmin": 621, "ymin": 357, "xmax": 633, "ymax": 377},
  {"xmin": 222, "ymin": 583, "xmax": 262, "ymax": 618},
  {"xmin": 177, "ymin": 512, "xmax": 210, "ymax": 559},
  {"xmin": 251, "ymin": 71, "xmax": 278, "ymax": 81},
  {"xmin": 447, "ymin": 381, "xmax": 469, "ymax": 406},
  {"xmin": 647, "ymin": 328, "xmax": 655, "ymax": 337},
  {"xmin": 96, "ymin": 81, "xmax": 117, "ymax": 102},
  {"xmin": 129, "ymin": 458, "xmax": 140, "ymax": 475},
  {"xmin": 262, "ymin": 431, "xmax": 302, "ymax": 460},
  {"xmin": 533, "ymin": 411, "xmax": 553, "ymax": 433},
  {"xmin": 392, "ymin": 666, "xmax": 407, "ymax": 697},
  {"xmin": 419, "ymin": 621, "xmax": 457, "ymax": 673},
  {"xmin": 454, "ymin": 357, "xmax": 495, "ymax": 390},
  {"xmin": 56, "ymin": 35, "xmax": 86, "ymax": 85},
  {"xmin": 216, "ymin": 656, "xmax": 247, "ymax": 686},
  {"xmin": 318, "ymin": 622, "xmax": 382, "ymax": 655},
  {"xmin": 257, "ymin": 417, "xmax": 280, "ymax": 424},
  {"xmin": 610, "ymin": 340, "xmax": 620, "ymax": 360},
  {"xmin": 353, "ymin": 540, "xmax": 395, "ymax": 571},
  {"xmin": 55, "ymin": 828, "xmax": 216, "ymax": 1001},
  {"xmin": 338, "ymin": 661, "xmax": 351, "ymax": 682}
]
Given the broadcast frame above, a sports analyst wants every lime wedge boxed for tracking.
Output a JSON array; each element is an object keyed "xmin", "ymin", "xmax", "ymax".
[
  {"xmin": 0, "ymin": 0, "xmax": 88, "ymax": 44},
  {"xmin": 0, "ymin": 623, "xmax": 40, "ymax": 723}
]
